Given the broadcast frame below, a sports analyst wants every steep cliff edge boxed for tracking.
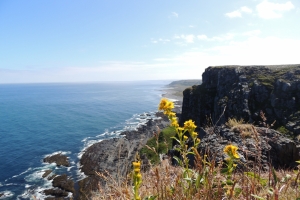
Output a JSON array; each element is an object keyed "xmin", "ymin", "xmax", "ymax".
[{"xmin": 181, "ymin": 65, "xmax": 300, "ymax": 137}]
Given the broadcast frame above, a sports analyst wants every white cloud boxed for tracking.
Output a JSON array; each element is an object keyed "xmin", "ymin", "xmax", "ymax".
[
  {"xmin": 225, "ymin": 10, "xmax": 242, "ymax": 18},
  {"xmin": 226, "ymin": 6, "xmax": 252, "ymax": 18},
  {"xmin": 174, "ymin": 34, "xmax": 195, "ymax": 43},
  {"xmin": 151, "ymin": 38, "xmax": 170, "ymax": 44},
  {"xmin": 160, "ymin": 36, "xmax": 300, "ymax": 71},
  {"xmin": 169, "ymin": 12, "xmax": 178, "ymax": 18},
  {"xmin": 241, "ymin": 6, "xmax": 252, "ymax": 13},
  {"xmin": 256, "ymin": 1, "xmax": 294, "ymax": 19},
  {"xmin": 197, "ymin": 34, "xmax": 208, "ymax": 40},
  {"xmin": 242, "ymin": 30, "xmax": 261, "ymax": 36},
  {"xmin": 3, "ymin": 36, "xmax": 299, "ymax": 83},
  {"xmin": 197, "ymin": 33, "xmax": 235, "ymax": 41}
]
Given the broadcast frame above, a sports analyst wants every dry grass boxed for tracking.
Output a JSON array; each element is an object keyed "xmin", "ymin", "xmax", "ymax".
[
  {"xmin": 90, "ymin": 109, "xmax": 300, "ymax": 199},
  {"xmin": 226, "ymin": 118, "xmax": 255, "ymax": 138},
  {"xmin": 91, "ymin": 158, "xmax": 300, "ymax": 200}
]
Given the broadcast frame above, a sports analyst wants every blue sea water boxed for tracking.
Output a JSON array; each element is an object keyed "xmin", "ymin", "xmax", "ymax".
[{"xmin": 0, "ymin": 80, "xmax": 170, "ymax": 199}]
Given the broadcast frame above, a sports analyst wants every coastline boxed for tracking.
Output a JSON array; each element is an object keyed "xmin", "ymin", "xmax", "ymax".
[
  {"xmin": 33, "ymin": 82, "xmax": 187, "ymax": 199},
  {"xmin": 0, "ymin": 81, "xmax": 189, "ymax": 199},
  {"xmin": 76, "ymin": 86, "xmax": 184, "ymax": 198}
]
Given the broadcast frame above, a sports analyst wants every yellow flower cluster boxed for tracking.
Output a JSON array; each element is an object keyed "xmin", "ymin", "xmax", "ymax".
[
  {"xmin": 223, "ymin": 145, "xmax": 239, "ymax": 159},
  {"xmin": 159, "ymin": 98, "xmax": 200, "ymax": 145},
  {"xmin": 184, "ymin": 120, "xmax": 197, "ymax": 130},
  {"xmin": 159, "ymin": 98, "xmax": 178, "ymax": 127},
  {"xmin": 132, "ymin": 161, "xmax": 142, "ymax": 200},
  {"xmin": 133, "ymin": 161, "xmax": 142, "ymax": 177},
  {"xmin": 158, "ymin": 98, "xmax": 174, "ymax": 115}
]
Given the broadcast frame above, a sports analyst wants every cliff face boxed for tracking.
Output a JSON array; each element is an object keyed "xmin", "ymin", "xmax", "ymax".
[{"xmin": 180, "ymin": 65, "xmax": 300, "ymax": 136}]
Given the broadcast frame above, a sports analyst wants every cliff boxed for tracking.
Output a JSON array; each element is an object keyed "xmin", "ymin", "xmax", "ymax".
[
  {"xmin": 179, "ymin": 65, "xmax": 300, "ymax": 169},
  {"xmin": 181, "ymin": 65, "xmax": 300, "ymax": 137}
]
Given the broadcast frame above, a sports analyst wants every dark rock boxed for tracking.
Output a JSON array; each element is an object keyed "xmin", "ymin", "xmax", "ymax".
[
  {"xmin": 196, "ymin": 126, "xmax": 300, "ymax": 170},
  {"xmin": 42, "ymin": 170, "xmax": 52, "ymax": 178},
  {"xmin": 52, "ymin": 174, "xmax": 75, "ymax": 193},
  {"xmin": 44, "ymin": 188, "xmax": 69, "ymax": 197},
  {"xmin": 48, "ymin": 174, "xmax": 57, "ymax": 180},
  {"xmin": 0, "ymin": 193, "xmax": 3, "ymax": 198},
  {"xmin": 78, "ymin": 114, "xmax": 170, "ymax": 198},
  {"xmin": 180, "ymin": 65, "xmax": 300, "ymax": 137},
  {"xmin": 43, "ymin": 154, "xmax": 70, "ymax": 167}
]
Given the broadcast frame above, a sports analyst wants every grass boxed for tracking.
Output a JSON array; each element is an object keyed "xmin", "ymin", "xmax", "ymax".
[
  {"xmin": 91, "ymin": 155, "xmax": 300, "ymax": 200},
  {"xmin": 226, "ymin": 118, "xmax": 255, "ymax": 138},
  {"xmin": 90, "ymin": 101, "xmax": 300, "ymax": 200}
]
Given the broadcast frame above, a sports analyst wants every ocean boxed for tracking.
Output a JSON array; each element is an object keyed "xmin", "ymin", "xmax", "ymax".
[{"xmin": 0, "ymin": 80, "xmax": 171, "ymax": 199}]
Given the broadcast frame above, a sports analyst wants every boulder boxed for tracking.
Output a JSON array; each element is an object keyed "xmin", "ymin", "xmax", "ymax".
[
  {"xmin": 42, "ymin": 170, "xmax": 52, "ymax": 178},
  {"xmin": 195, "ymin": 126, "xmax": 300, "ymax": 170},
  {"xmin": 52, "ymin": 174, "xmax": 75, "ymax": 193},
  {"xmin": 44, "ymin": 188, "xmax": 69, "ymax": 197},
  {"xmin": 43, "ymin": 154, "xmax": 70, "ymax": 167}
]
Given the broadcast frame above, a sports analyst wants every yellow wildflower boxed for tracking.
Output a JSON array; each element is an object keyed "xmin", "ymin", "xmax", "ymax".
[
  {"xmin": 166, "ymin": 101, "xmax": 174, "ymax": 110},
  {"xmin": 223, "ymin": 145, "xmax": 239, "ymax": 159},
  {"xmin": 168, "ymin": 112, "xmax": 176, "ymax": 118},
  {"xmin": 177, "ymin": 127, "xmax": 184, "ymax": 132},
  {"xmin": 183, "ymin": 135, "xmax": 188, "ymax": 141},
  {"xmin": 195, "ymin": 138, "xmax": 201, "ymax": 144},
  {"xmin": 171, "ymin": 118, "xmax": 179, "ymax": 127},
  {"xmin": 184, "ymin": 120, "xmax": 197, "ymax": 131},
  {"xmin": 134, "ymin": 168, "xmax": 140, "ymax": 173},
  {"xmin": 191, "ymin": 131, "xmax": 198, "ymax": 139},
  {"xmin": 158, "ymin": 98, "xmax": 168, "ymax": 110},
  {"xmin": 132, "ymin": 161, "xmax": 141, "ymax": 169}
]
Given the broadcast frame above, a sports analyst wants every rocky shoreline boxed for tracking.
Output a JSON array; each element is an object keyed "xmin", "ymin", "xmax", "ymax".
[
  {"xmin": 77, "ymin": 112, "xmax": 171, "ymax": 199},
  {"xmin": 38, "ymin": 85, "xmax": 184, "ymax": 199},
  {"xmin": 40, "ymin": 109, "xmax": 180, "ymax": 199}
]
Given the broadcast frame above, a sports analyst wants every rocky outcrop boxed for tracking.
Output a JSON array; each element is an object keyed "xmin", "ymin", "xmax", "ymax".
[
  {"xmin": 44, "ymin": 154, "xmax": 70, "ymax": 167},
  {"xmin": 197, "ymin": 126, "xmax": 300, "ymax": 170},
  {"xmin": 78, "ymin": 113, "xmax": 170, "ymax": 199},
  {"xmin": 180, "ymin": 65, "xmax": 300, "ymax": 137},
  {"xmin": 42, "ymin": 170, "xmax": 53, "ymax": 178},
  {"xmin": 43, "ymin": 174, "xmax": 74, "ymax": 199},
  {"xmin": 52, "ymin": 174, "xmax": 75, "ymax": 193},
  {"xmin": 44, "ymin": 188, "xmax": 69, "ymax": 198}
]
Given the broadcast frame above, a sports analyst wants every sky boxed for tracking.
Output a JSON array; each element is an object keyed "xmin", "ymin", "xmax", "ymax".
[{"xmin": 0, "ymin": 0, "xmax": 300, "ymax": 83}]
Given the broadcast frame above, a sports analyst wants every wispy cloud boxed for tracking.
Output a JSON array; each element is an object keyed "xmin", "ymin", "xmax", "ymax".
[
  {"xmin": 242, "ymin": 30, "xmax": 261, "ymax": 36},
  {"xmin": 225, "ymin": 10, "xmax": 242, "ymax": 18},
  {"xmin": 225, "ymin": 6, "xmax": 252, "ymax": 18},
  {"xmin": 151, "ymin": 36, "xmax": 300, "ymax": 79},
  {"xmin": 174, "ymin": 34, "xmax": 195, "ymax": 43},
  {"xmin": 151, "ymin": 38, "xmax": 170, "ymax": 44},
  {"xmin": 169, "ymin": 12, "xmax": 179, "ymax": 18},
  {"xmin": 256, "ymin": 0, "xmax": 294, "ymax": 19},
  {"xmin": 241, "ymin": 6, "xmax": 253, "ymax": 13},
  {"xmin": 197, "ymin": 33, "xmax": 235, "ymax": 41}
]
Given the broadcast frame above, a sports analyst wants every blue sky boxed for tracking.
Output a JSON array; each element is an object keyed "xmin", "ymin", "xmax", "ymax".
[{"xmin": 0, "ymin": 0, "xmax": 300, "ymax": 83}]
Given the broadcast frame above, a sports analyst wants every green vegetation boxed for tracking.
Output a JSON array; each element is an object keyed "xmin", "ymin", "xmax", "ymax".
[
  {"xmin": 139, "ymin": 126, "xmax": 176, "ymax": 165},
  {"xmin": 276, "ymin": 126, "xmax": 289, "ymax": 135}
]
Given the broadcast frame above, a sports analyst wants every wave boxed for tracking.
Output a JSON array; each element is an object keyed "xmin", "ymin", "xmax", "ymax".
[
  {"xmin": 43, "ymin": 151, "xmax": 71, "ymax": 158},
  {"xmin": 0, "ymin": 191, "xmax": 14, "ymax": 199},
  {"xmin": 11, "ymin": 167, "xmax": 32, "ymax": 179}
]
